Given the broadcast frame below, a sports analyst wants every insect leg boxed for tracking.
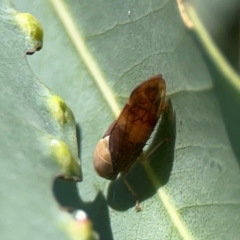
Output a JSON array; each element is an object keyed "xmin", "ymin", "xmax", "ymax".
[
  {"xmin": 138, "ymin": 152, "xmax": 145, "ymax": 162},
  {"xmin": 121, "ymin": 172, "xmax": 141, "ymax": 212},
  {"xmin": 144, "ymin": 138, "xmax": 169, "ymax": 160}
]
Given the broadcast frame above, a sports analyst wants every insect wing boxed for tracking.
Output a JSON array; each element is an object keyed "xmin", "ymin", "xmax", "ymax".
[{"xmin": 104, "ymin": 75, "xmax": 166, "ymax": 175}]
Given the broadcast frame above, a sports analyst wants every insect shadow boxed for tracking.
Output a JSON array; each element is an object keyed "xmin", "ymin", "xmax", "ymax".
[{"xmin": 107, "ymin": 99, "xmax": 176, "ymax": 211}]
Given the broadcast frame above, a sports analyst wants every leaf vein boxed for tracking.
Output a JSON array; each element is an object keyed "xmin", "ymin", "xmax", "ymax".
[{"xmin": 85, "ymin": 1, "xmax": 170, "ymax": 38}]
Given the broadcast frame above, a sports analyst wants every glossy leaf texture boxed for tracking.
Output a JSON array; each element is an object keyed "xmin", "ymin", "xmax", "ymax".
[
  {"xmin": 0, "ymin": 1, "xmax": 82, "ymax": 240},
  {"xmin": 9, "ymin": 0, "xmax": 240, "ymax": 239}
]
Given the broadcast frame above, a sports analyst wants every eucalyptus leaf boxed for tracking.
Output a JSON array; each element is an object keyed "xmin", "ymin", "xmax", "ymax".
[
  {"xmin": 8, "ymin": 0, "xmax": 240, "ymax": 239},
  {"xmin": 0, "ymin": 1, "xmax": 81, "ymax": 240}
]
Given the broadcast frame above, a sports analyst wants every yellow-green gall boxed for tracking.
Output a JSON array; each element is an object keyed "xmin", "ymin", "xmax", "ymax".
[
  {"xmin": 15, "ymin": 12, "xmax": 43, "ymax": 53},
  {"xmin": 50, "ymin": 138, "xmax": 81, "ymax": 181},
  {"xmin": 47, "ymin": 95, "xmax": 74, "ymax": 125}
]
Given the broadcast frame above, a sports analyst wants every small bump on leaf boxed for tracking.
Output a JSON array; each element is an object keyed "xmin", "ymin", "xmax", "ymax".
[
  {"xmin": 60, "ymin": 210, "xmax": 99, "ymax": 240},
  {"xmin": 50, "ymin": 138, "xmax": 81, "ymax": 181},
  {"xmin": 15, "ymin": 12, "xmax": 43, "ymax": 54},
  {"xmin": 47, "ymin": 95, "xmax": 74, "ymax": 125}
]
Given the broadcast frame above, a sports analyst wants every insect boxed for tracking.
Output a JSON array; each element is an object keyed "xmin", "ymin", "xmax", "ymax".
[{"xmin": 94, "ymin": 75, "xmax": 166, "ymax": 211}]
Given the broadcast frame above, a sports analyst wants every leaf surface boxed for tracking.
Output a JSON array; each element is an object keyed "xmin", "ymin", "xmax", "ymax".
[
  {"xmin": 7, "ymin": 0, "xmax": 240, "ymax": 239},
  {"xmin": 0, "ymin": 1, "xmax": 81, "ymax": 239}
]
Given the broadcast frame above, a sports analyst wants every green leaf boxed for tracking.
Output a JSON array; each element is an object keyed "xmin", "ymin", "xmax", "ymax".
[
  {"xmin": 6, "ymin": 0, "xmax": 240, "ymax": 239},
  {"xmin": 0, "ymin": 1, "xmax": 82, "ymax": 240}
]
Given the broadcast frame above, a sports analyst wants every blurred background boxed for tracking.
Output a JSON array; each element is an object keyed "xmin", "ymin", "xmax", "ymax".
[{"xmin": 185, "ymin": 0, "xmax": 240, "ymax": 164}]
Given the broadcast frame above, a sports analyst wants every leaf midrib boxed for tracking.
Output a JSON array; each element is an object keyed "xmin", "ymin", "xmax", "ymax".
[{"xmin": 49, "ymin": 1, "xmax": 195, "ymax": 239}]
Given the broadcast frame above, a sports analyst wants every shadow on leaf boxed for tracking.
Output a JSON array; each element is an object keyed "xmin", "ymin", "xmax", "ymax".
[
  {"xmin": 53, "ymin": 178, "xmax": 113, "ymax": 240},
  {"xmin": 76, "ymin": 123, "xmax": 82, "ymax": 160},
  {"xmin": 107, "ymin": 99, "xmax": 176, "ymax": 211},
  {"xmin": 53, "ymin": 120, "xmax": 113, "ymax": 239}
]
